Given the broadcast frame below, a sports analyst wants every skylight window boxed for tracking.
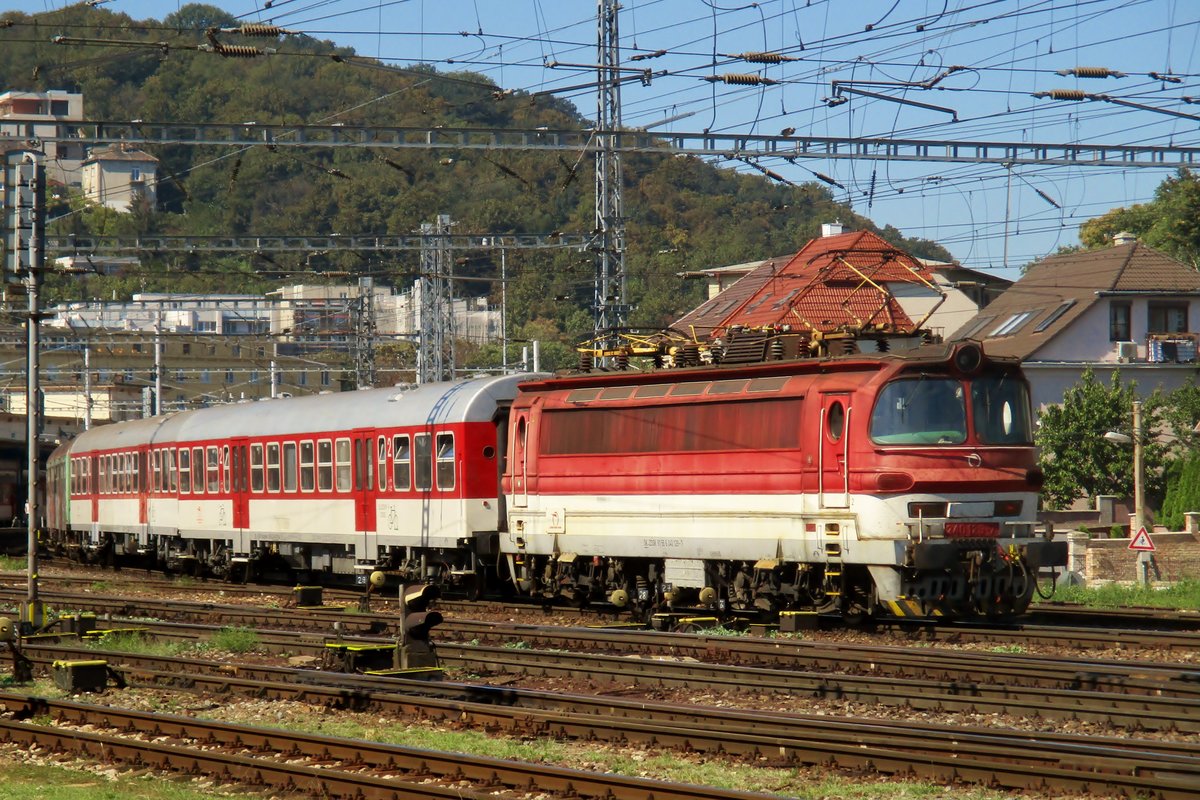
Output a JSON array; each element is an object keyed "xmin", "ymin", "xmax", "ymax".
[
  {"xmin": 956, "ymin": 315, "xmax": 995, "ymax": 340},
  {"xmin": 989, "ymin": 311, "xmax": 1035, "ymax": 337},
  {"xmin": 1033, "ymin": 300, "xmax": 1076, "ymax": 333}
]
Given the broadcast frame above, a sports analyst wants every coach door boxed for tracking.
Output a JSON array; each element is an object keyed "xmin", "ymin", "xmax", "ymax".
[
  {"xmin": 352, "ymin": 429, "xmax": 377, "ymax": 543},
  {"xmin": 230, "ymin": 438, "xmax": 250, "ymax": 530},
  {"xmin": 819, "ymin": 393, "xmax": 850, "ymax": 509}
]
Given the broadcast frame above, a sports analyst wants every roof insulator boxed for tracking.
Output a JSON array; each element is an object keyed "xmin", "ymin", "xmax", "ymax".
[
  {"xmin": 223, "ymin": 24, "xmax": 293, "ymax": 37},
  {"xmin": 703, "ymin": 73, "xmax": 779, "ymax": 86},
  {"xmin": 733, "ymin": 51, "xmax": 799, "ymax": 64},
  {"xmin": 1055, "ymin": 66, "xmax": 1126, "ymax": 79}
]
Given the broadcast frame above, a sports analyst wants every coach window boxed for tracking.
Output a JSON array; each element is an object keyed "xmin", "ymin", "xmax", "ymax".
[
  {"xmin": 435, "ymin": 433, "xmax": 455, "ymax": 490},
  {"xmin": 250, "ymin": 444, "xmax": 264, "ymax": 493},
  {"xmin": 167, "ymin": 449, "xmax": 177, "ymax": 492},
  {"xmin": 377, "ymin": 436, "xmax": 387, "ymax": 491},
  {"xmin": 191, "ymin": 448, "xmax": 204, "ymax": 493},
  {"xmin": 179, "ymin": 449, "xmax": 191, "ymax": 493},
  {"xmin": 393, "ymin": 435, "xmax": 411, "ymax": 491},
  {"xmin": 266, "ymin": 443, "xmax": 280, "ymax": 492},
  {"xmin": 207, "ymin": 447, "xmax": 219, "ymax": 493},
  {"xmin": 300, "ymin": 441, "xmax": 315, "ymax": 492},
  {"xmin": 336, "ymin": 438, "xmax": 352, "ymax": 492},
  {"xmin": 152, "ymin": 451, "xmax": 161, "ymax": 492},
  {"xmin": 414, "ymin": 433, "xmax": 433, "ymax": 491},
  {"xmin": 222, "ymin": 445, "xmax": 231, "ymax": 493},
  {"xmin": 282, "ymin": 442, "xmax": 297, "ymax": 492},
  {"xmin": 318, "ymin": 440, "xmax": 334, "ymax": 492}
]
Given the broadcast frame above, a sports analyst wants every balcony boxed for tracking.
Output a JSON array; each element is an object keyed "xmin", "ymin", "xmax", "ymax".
[{"xmin": 1147, "ymin": 333, "xmax": 1198, "ymax": 363}]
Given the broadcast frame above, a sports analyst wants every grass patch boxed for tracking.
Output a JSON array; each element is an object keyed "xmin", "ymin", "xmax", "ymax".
[
  {"xmin": 1045, "ymin": 579, "xmax": 1200, "ymax": 610},
  {"xmin": 987, "ymin": 644, "xmax": 1026, "ymax": 654},
  {"xmin": 193, "ymin": 704, "xmax": 1011, "ymax": 800},
  {"xmin": 85, "ymin": 630, "xmax": 193, "ymax": 658},
  {"xmin": 208, "ymin": 627, "xmax": 260, "ymax": 654},
  {"xmin": 0, "ymin": 751, "xmax": 268, "ymax": 799},
  {"xmin": 0, "ymin": 555, "xmax": 27, "ymax": 572}
]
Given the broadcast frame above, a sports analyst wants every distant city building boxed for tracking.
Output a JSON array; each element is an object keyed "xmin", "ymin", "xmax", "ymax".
[
  {"xmin": 48, "ymin": 293, "xmax": 272, "ymax": 335},
  {"xmin": 81, "ymin": 144, "xmax": 159, "ymax": 212},
  {"xmin": 0, "ymin": 89, "xmax": 86, "ymax": 186}
]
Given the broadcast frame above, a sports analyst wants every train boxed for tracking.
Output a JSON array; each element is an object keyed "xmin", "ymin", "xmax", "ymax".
[{"xmin": 44, "ymin": 339, "xmax": 1066, "ymax": 620}]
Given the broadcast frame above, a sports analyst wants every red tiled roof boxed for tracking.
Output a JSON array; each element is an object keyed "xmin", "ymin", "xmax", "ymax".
[{"xmin": 675, "ymin": 229, "xmax": 932, "ymax": 338}]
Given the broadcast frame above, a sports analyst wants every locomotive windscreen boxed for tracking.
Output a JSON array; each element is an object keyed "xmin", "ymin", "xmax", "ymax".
[{"xmin": 869, "ymin": 373, "xmax": 1032, "ymax": 446}]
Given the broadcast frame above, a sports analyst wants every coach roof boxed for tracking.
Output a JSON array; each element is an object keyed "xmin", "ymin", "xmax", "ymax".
[{"xmin": 69, "ymin": 373, "xmax": 541, "ymax": 451}]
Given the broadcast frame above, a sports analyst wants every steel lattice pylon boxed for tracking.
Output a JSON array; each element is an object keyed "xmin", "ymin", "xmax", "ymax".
[
  {"xmin": 594, "ymin": 0, "xmax": 627, "ymax": 346},
  {"xmin": 417, "ymin": 215, "xmax": 453, "ymax": 384}
]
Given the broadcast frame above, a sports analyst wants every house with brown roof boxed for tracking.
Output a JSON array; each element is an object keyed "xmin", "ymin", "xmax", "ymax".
[
  {"xmin": 675, "ymin": 224, "xmax": 1004, "ymax": 350},
  {"xmin": 951, "ymin": 233, "xmax": 1200, "ymax": 408}
]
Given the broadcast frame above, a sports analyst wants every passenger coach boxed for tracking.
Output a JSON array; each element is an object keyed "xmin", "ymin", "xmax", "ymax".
[{"xmin": 47, "ymin": 374, "xmax": 533, "ymax": 587}]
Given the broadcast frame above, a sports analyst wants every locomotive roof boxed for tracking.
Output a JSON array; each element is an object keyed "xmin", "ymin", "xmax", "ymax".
[{"xmin": 68, "ymin": 373, "xmax": 542, "ymax": 453}]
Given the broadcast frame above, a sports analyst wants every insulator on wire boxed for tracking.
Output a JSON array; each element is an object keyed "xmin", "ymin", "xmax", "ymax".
[
  {"xmin": 629, "ymin": 49, "xmax": 667, "ymax": 62},
  {"xmin": 223, "ymin": 24, "xmax": 293, "ymax": 37},
  {"xmin": 213, "ymin": 44, "xmax": 264, "ymax": 58},
  {"xmin": 1149, "ymin": 71, "xmax": 1183, "ymax": 84},
  {"xmin": 1038, "ymin": 89, "xmax": 1087, "ymax": 101},
  {"xmin": 733, "ymin": 51, "xmax": 798, "ymax": 64},
  {"xmin": 703, "ymin": 73, "xmax": 779, "ymax": 86},
  {"xmin": 1056, "ymin": 66, "xmax": 1126, "ymax": 79}
]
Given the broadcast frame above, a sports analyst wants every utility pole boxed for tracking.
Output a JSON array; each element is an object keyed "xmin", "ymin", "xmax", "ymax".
[
  {"xmin": 4, "ymin": 150, "xmax": 46, "ymax": 631},
  {"xmin": 595, "ymin": 0, "xmax": 627, "ymax": 349},
  {"xmin": 1132, "ymin": 400, "xmax": 1150, "ymax": 585},
  {"xmin": 83, "ymin": 344, "xmax": 92, "ymax": 430},
  {"xmin": 153, "ymin": 312, "xmax": 162, "ymax": 415},
  {"xmin": 354, "ymin": 276, "xmax": 376, "ymax": 389},
  {"xmin": 500, "ymin": 243, "xmax": 508, "ymax": 374},
  {"xmin": 417, "ymin": 215, "xmax": 453, "ymax": 384}
]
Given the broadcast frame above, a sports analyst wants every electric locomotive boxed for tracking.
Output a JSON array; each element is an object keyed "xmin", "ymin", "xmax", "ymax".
[{"xmin": 499, "ymin": 339, "xmax": 1064, "ymax": 618}]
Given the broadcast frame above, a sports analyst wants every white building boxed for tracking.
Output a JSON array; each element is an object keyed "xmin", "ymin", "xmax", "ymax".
[
  {"xmin": 0, "ymin": 89, "xmax": 85, "ymax": 185},
  {"xmin": 81, "ymin": 144, "xmax": 159, "ymax": 212},
  {"xmin": 48, "ymin": 293, "xmax": 272, "ymax": 335}
]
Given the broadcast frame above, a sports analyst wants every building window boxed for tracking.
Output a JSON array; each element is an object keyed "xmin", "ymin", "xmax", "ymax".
[
  {"xmin": 1109, "ymin": 302, "xmax": 1132, "ymax": 341},
  {"xmin": 321, "ymin": 370, "xmax": 330, "ymax": 387},
  {"xmin": 298, "ymin": 372, "xmax": 308, "ymax": 387},
  {"xmin": 1148, "ymin": 302, "xmax": 1188, "ymax": 333},
  {"xmin": 182, "ymin": 343, "xmax": 191, "ymax": 355},
  {"xmin": 1034, "ymin": 300, "xmax": 1076, "ymax": 333},
  {"xmin": 130, "ymin": 167, "xmax": 141, "ymax": 181},
  {"xmin": 989, "ymin": 311, "xmax": 1035, "ymax": 337},
  {"xmin": 50, "ymin": 99, "xmax": 68, "ymax": 115},
  {"xmin": 201, "ymin": 370, "xmax": 211, "ymax": 384}
]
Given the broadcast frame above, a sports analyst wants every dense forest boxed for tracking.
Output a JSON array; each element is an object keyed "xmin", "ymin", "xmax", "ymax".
[{"xmin": 1, "ymin": 3, "xmax": 952, "ymax": 361}]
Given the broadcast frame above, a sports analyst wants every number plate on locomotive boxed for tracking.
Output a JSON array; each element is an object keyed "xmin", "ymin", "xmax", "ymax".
[{"xmin": 944, "ymin": 522, "xmax": 999, "ymax": 538}]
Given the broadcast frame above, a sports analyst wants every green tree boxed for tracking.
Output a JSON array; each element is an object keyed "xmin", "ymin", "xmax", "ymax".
[
  {"xmin": 1034, "ymin": 369, "xmax": 1166, "ymax": 510},
  {"xmin": 1079, "ymin": 168, "xmax": 1200, "ymax": 267}
]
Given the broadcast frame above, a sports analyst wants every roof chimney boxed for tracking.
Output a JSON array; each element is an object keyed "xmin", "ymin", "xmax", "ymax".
[
  {"xmin": 821, "ymin": 221, "xmax": 846, "ymax": 237},
  {"xmin": 1112, "ymin": 231, "xmax": 1136, "ymax": 246}
]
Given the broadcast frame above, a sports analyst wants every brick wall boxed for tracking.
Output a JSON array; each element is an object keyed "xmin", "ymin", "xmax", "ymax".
[{"xmin": 1086, "ymin": 532, "xmax": 1200, "ymax": 581}]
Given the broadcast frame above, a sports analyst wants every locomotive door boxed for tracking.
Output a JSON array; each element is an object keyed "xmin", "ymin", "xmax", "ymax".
[
  {"xmin": 819, "ymin": 393, "xmax": 850, "ymax": 509},
  {"xmin": 352, "ymin": 429, "xmax": 377, "ymax": 551},
  {"xmin": 230, "ymin": 438, "xmax": 250, "ymax": 530},
  {"xmin": 510, "ymin": 412, "xmax": 529, "ymax": 508}
]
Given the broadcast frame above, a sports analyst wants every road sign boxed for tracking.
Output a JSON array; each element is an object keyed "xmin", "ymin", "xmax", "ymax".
[{"xmin": 1129, "ymin": 527, "xmax": 1156, "ymax": 552}]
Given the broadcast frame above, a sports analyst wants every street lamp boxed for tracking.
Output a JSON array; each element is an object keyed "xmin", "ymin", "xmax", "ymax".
[{"xmin": 1105, "ymin": 400, "xmax": 1148, "ymax": 584}]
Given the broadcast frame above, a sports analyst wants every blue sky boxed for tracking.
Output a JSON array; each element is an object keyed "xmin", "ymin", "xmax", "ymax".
[{"xmin": 3, "ymin": 0, "xmax": 1199, "ymax": 275}]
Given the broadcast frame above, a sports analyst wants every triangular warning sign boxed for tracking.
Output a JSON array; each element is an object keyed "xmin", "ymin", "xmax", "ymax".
[{"xmin": 1129, "ymin": 527, "xmax": 1156, "ymax": 552}]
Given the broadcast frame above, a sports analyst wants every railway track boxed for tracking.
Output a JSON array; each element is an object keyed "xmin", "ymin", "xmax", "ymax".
[
  {"xmin": 0, "ymin": 692, "xmax": 769, "ymax": 800},
  {"xmin": 5, "ymin": 586, "xmax": 1199, "ymax": 690},
  {"xmin": 9, "ymin": 646, "xmax": 1200, "ymax": 798}
]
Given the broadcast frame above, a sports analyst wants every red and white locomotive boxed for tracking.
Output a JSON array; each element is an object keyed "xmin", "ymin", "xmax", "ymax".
[{"xmin": 45, "ymin": 340, "xmax": 1065, "ymax": 618}]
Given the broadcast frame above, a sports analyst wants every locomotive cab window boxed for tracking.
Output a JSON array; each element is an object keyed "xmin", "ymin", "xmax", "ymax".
[
  {"xmin": 870, "ymin": 378, "xmax": 967, "ymax": 445},
  {"xmin": 826, "ymin": 402, "xmax": 846, "ymax": 441},
  {"xmin": 970, "ymin": 375, "xmax": 1033, "ymax": 444},
  {"xmin": 435, "ymin": 433, "xmax": 455, "ymax": 490}
]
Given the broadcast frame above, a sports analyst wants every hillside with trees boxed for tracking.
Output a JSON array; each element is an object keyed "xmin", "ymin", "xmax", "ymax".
[{"xmin": 1, "ymin": 3, "xmax": 950, "ymax": 361}]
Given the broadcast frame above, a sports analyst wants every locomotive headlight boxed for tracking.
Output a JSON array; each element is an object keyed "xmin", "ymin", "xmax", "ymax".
[
  {"xmin": 908, "ymin": 501, "xmax": 948, "ymax": 518},
  {"xmin": 993, "ymin": 499, "xmax": 1023, "ymax": 517}
]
